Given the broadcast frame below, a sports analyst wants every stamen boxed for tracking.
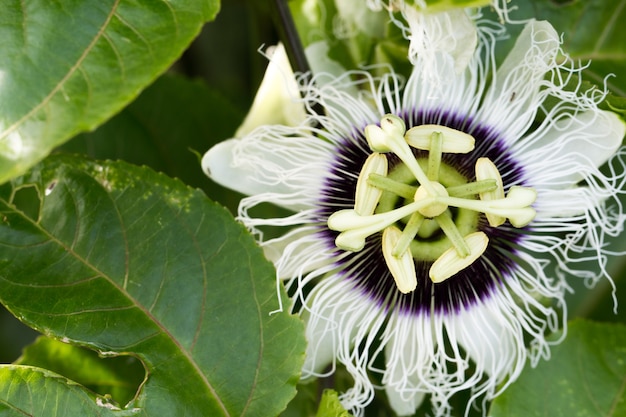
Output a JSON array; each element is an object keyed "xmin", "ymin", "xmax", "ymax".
[
  {"xmin": 382, "ymin": 226, "xmax": 417, "ymax": 293},
  {"xmin": 427, "ymin": 132, "xmax": 443, "ymax": 181},
  {"xmin": 329, "ymin": 116, "xmax": 538, "ymax": 289},
  {"xmin": 429, "ymin": 232, "xmax": 489, "ymax": 283},
  {"xmin": 364, "ymin": 115, "xmax": 435, "ymax": 195},
  {"xmin": 435, "ymin": 211, "xmax": 471, "ymax": 257},
  {"xmin": 405, "ymin": 124, "xmax": 475, "ymax": 154},
  {"xmin": 329, "ymin": 198, "xmax": 435, "ymax": 251},
  {"xmin": 437, "ymin": 186, "xmax": 536, "ymax": 228},
  {"xmin": 446, "ymin": 179, "xmax": 497, "ymax": 197},
  {"xmin": 354, "ymin": 153, "xmax": 388, "ymax": 216},
  {"xmin": 392, "ymin": 212, "xmax": 424, "ymax": 257},
  {"xmin": 475, "ymin": 157, "xmax": 505, "ymax": 226},
  {"xmin": 364, "ymin": 115, "xmax": 406, "ymax": 153},
  {"xmin": 367, "ymin": 174, "xmax": 416, "ymax": 200}
]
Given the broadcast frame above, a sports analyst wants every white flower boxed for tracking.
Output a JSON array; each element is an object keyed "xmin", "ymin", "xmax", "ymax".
[{"xmin": 202, "ymin": 20, "xmax": 626, "ymax": 417}]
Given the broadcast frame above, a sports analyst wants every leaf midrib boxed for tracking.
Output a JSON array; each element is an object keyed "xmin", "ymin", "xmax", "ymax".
[{"xmin": 0, "ymin": 183, "xmax": 232, "ymax": 416}]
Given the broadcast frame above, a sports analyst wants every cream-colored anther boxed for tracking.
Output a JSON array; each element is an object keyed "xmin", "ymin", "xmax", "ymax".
[
  {"xmin": 414, "ymin": 181, "xmax": 448, "ymax": 218},
  {"xmin": 354, "ymin": 153, "xmax": 388, "ymax": 215},
  {"xmin": 475, "ymin": 157, "xmax": 506, "ymax": 226},
  {"xmin": 364, "ymin": 115, "xmax": 406, "ymax": 153},
  {"xmin": 429, "ymin": 231, "xmax": 489, "ymax": 283},
  {"xmin": 406, "ymin": 124, "xmax": 475, "ymax": 154},
  {"xmin": 382, "ymin": 226, "xmax": 417, "ymax": 293}
]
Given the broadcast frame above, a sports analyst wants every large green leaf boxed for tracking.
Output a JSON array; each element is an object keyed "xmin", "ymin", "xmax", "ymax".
[
  {"xmin": 0, "ymin": 0, "xmax": 219, "ymax": 184},
  {"xmin": 490, "ymin": 320, "xmax": 626, "ymax": 417},
  {"xmin": 0, "ymin": 155, "xmax": 305, "ymax": 416},
  {"xmin": 60, "ymin": 74, "xmax": 244, "ymax": 211}
]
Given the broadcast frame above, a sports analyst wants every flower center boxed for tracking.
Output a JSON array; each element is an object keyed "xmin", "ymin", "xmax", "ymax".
[{"xmin": 327, "ymin": 115, "xmax": 537, "ymax": 294}]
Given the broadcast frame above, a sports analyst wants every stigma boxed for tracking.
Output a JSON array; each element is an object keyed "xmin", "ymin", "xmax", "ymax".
[{"xmin": 327, "ymin": 114, "xmax": 536, "ymax": 292}]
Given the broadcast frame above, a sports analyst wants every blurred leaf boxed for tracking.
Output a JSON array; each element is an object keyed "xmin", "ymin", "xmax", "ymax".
[
  {"xmin": 59, "ymin": 74, "xmax": 244, "ymax": 210},
  {"xmin": 315, "ymin": 390, "xmax": 353, "ymax": 417},
  {"xmin": 0, "ymin": 366, "xmax": 131, "ymax": 416},
  {"xmin": 0, "ymin": 155, "xmax": 306, "ymax": 416},
  {"xmin": 490, "ymin": 320, "xmax": 626, "ymax": 417},
  {"xmin": 422, "ymin": 0, "xmax": 490, "ymax": 12},
  {"xmin": 15, "ymin": 336, "xmax": 145, "ymax": 407},
  {"xmin": 0, "ymin": 0, "xmax": 219, "ymax": 184}
]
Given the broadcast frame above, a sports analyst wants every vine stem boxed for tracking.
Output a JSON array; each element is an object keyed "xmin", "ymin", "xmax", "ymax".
[{"xmin": 269, "ymin": 0, "xmax": 325, "ymax": 118}]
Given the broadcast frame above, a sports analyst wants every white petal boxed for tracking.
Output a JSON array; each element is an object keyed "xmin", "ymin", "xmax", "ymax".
[
  {"xmin": 262, "ymin": 227, "xmax": 335, "ymax": 280},
  {"xmin": 518, "ymin": 110, "xmax": 625, "ymax": 188},
  {"xmin": 403, "ymin": 7, "xmax": 477, "ymax": 73},
  {"xmin": 481, "ymin": 20, "xmax": 560, "ymax": 136},
  {"xmin": 383, "ymin": 319, "xmax": 428, "ymax": 416},
  {"xmin": 386, "ymin": 381, "xmax": 426, "ymax": 416},
  {"xmin": 301, "ymin": 274, "xmax": 387, "ymax": 413},
  {"xmin": 201, "ymin": 129, "xmax": 332, "ymax": 208},
  {"xmin": 235, "ymin": 44, "xmax": 307, "ymax": 137},
  {"xmin": 448, "ymin": 301, "xmax": 524, "ymax": 385}
]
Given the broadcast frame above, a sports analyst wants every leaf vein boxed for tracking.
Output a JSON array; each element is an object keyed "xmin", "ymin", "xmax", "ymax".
[{"xmin": 0, "ymin": 0, "xmax": 122, "ymax": 141}]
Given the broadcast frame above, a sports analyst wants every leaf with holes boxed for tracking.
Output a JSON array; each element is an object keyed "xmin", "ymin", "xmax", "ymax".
[
  {"xmin": 0, "ymin": 154, "xmax": 306, "ymax": 416},
  {"xmin": 0, "ymin": 0, "xmax": 219, "ymax": 184}
]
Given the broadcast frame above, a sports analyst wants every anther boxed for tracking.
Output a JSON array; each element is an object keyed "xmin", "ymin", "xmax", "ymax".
[
  {"xmin": 475, "ymin": 157, "xmax": 505, "ymax": 226},
  {"xmin": 405, "ymin": 125, "xmax": 475, "ymax": 154},
  {"xmin": 355, "ymin": 153, "xmax": 388, "ymax": 215},
  {"xmin": 382, "ymin": 226, "xmax": 417, "ymax": 293},
  {"xmin": 365, "ymin": 115, "xmax": 434, "ymax": 195},
  {"xmin": 429, "ymin": 231, "xmax": 489, "ymax": 283},
  {"xmin": 364, "ymin": 115, "xmax": 406, "ymax": 153}
]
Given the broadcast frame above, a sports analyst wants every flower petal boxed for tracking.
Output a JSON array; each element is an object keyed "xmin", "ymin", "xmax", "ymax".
[
  {"xmin": 235, "ymin": 43, "xmax": 306, "ymax": 137},
  {"xmin": 481, "ymin": 20, "xmax": 560, "ymax": 136},
  {"xmin": 202, "ymin": 129, "xmax": 333, "ymax": 209},
  {"xmin": 519, "ymin": 110, "xmax": 625, "ymax": 188},
  {"xmin": 263, "ymin": 227, "xmax": 335, "ymax": 280},
  {"xmin": 403, "ymin": 7, "xmax": 477, "ymax": 72}
]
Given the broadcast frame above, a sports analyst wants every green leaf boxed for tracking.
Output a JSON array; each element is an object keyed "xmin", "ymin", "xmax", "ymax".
[
  {"xmin": 0, "ymin": 155, "xmax": 306, "ymax": 416},
  {"xmin": 15, "ymin": 336, "xmax": 145, "ymax": 407},
  {"xmin": 59, "ymin": 74, "xmax": 244, "ymax": 211},
  {"xmin": 0, "ymin": 0, "xmax": 219, "ymax": 184},
  {"xmin": 315, "ymin": 390, "xmax": 353, "ymax": 417},
  {"xmin": 490, "ymin": 320, "xmax": 626, "ymax": 417},
  {"xmin": 0, "ymin": 366, "xmax": 131, "ymax": 416}
]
